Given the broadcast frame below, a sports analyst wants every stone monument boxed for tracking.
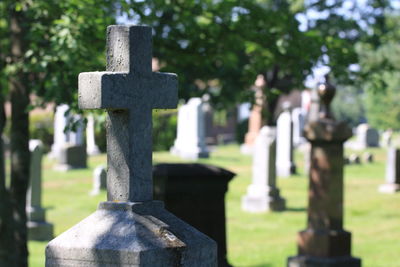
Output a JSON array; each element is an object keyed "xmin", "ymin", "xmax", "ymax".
[
  {"xmin": 49, "ymin": 104, "xmax": 69, "ymax": 159},
  {"xmin": 240, "ymin": 80, "xmax": 264, "ymax": 154},
  {"xmin": 288, "ymin": 79, "xmax": 361, "ymax": 267},
  {"xmin": 242, "ymin": 126, "xmax": 286, "ymax": 212},
  {"xmin": 356, "ymin": 123, "xmax": 379, "ymax": 148},
  {"xmin": 27, "ymin": 140, "xmax": 53, "ymax": 241},
  {"xmin": 170, "ymin": 97, "xmax": 209, "ymax": 160},
  {"xmin": 292, "ymin": 107, "xmax": 306, "ymax": 147},
  {"xmin": 86, "ymin": 114, "xmax": 100, "ymax": 155},
  {"xmin": 379, "ymin": 147, "xmax": 400, "ymax": 193},
  {"xmin": 381, "ymin": 129, "xmax": 393, "ymax": 147},
  {"xmin": 51, "ymin": 104, "xmax": 87, "ymax": 170},
  {"xmin": 153, "ymin": 163, "xmax": 235, "ymax": 267},
  {"xmin": 90, "ymin": 165, "xmax": 107, "ymax": 196},
  {"xmin": 45, "ymin": 25, "xmax": 217, "ymax": 266},
  {"xmin": 276, "ymin": 102, "xmax": 296, "ymax": 177}
]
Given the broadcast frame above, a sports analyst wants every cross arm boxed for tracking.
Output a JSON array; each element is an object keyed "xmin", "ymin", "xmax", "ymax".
[
  {"xmin": 150, "ymin": 72, "xmax": 178, "ymax": 109},
  {"xmin": 79, "ymin": 71, "xmax": 140, "ymax": 110}
]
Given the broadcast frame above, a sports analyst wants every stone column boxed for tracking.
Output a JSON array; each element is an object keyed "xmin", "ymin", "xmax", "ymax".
[
  {"xmin": 288, "ymin": 80, "xmax": 361, "ymax": 267},
  {"xmin": 378, "ymin": 147, "xmax": 400, "ymax": 193},
  {"xmin": 27, "ymin": 140, "xmax": 53, "ymax": 241},
  {"xmin": 242, "ymin": 126, "xmax": 285, "ymax": 212},
  {"xmin": 276, "ymin": 102, "xmax": 296, "ymax": 177},
  {"xmin": 86, "ymin": 114, "xmax": 100, "ymax": 155}
]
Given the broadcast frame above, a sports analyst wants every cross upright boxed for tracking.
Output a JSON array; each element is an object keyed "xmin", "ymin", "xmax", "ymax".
[{"xmin": 78, "ymin": 25, "xmax": 178, "ymax": 202}]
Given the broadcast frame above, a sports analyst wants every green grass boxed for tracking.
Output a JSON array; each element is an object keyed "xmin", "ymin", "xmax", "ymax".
[{"xmin": 29, "ymin": 145, "xmax": 400, "ymax": 267}]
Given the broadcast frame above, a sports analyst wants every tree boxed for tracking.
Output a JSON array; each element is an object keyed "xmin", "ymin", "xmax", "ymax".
[
  {"xmin": 121, "ymin": 0, "xmax": 323, "ymax": 125},
  {"xmin": 355, "ymin": 2, "xmax": 400, "ymax": 129},
  {"xmin": 0, "ymin": 1, "xmax": 115, "ymax": 265}
]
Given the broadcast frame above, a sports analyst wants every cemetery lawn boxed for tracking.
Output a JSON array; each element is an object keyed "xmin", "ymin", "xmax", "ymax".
[{"xmin": 30, "ymin": 145, "xmax": 399, "ymax": 267}]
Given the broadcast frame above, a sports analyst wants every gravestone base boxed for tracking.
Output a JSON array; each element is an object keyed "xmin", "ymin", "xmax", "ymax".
[
  {"xmin": 287, "ymin": 255, "xmax": 361, "ymax": 267},
  {"xmin": 46, "ymin": 201, "xmax": 217, "ymax": 267},
  {"xmin": 170, "ymin": 146, "xmax": 209, "ymax": 160},
  {"xmin": 28, "ymin": 221, "xmax": 54, "ymax": 241},
  {"xmin": 87, "ymin": 146, "xmax": 100, "ymax": 156},
  {"xmin": 242, "ymin": 187, "xmax": 286, "ymax": 212},
  {"xmin": 239, "ymin": 143, "xmax": 253, "ymax": 155},
  {"xmin": 277, "ymin": 163, "xmax": 297, "ymax": 178},
  {"xmin": 378, "ymin": 183, "xmax": 400, "ymax": 193}
]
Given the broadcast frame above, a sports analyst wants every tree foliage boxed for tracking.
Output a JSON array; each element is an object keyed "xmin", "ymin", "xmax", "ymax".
[
  {"xmin": 355, "ymin": 3, "xmax": 400, "ymax": 129},
  {"xmin": 121, "ymin": 0, "xmax": 323, "ymax": 124},
  {"xmin": 0, "ymin": 1, "xmax": 116, "ymax": 266}
]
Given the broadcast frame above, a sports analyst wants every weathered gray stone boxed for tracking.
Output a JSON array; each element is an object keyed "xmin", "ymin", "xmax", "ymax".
[
  {"xmin": 288, "ymin": 79, "xmax": 361, "ymax": 267},
  {"xmin": 242, "ymin": 126, "xmax": 286, "ymax": 212},
  {"xmin": 379, "ymin": 147, "xmax": 400, "ymax": 193},
  {"xmin": 46, "ymin": 202, "xmax": 216, "ymax": 267},
  {"xmin": 90, "ymin": 165, "xmax": 107, "ymax": 196},
  {"xmin": 46, "ymin": 25, "xmax": 217, "ymax": 267},
  {"xmin": 27, "ymin": 140, "xmax": 53, "ymax": 241},
  {"xmin": 276, "ymin": 102, "xmax": 296, "ymax": 177}
]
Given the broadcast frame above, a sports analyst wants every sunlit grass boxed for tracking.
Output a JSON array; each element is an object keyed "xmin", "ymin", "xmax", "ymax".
[{"xmin": 29, "ymin": 144, "xmax": 399, "ymax": 267}]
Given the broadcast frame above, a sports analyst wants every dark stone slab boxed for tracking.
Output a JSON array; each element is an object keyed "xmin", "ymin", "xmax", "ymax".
[
  {"xmin": 57, "ymin": 145, "xmax": 87, "ymax": 170},
  {"xmin": 288, "ymin": 255, "xmax": 361, "ymax": 267},
  {"xmin": 153, "ymin": 163, "xmax": 235, "ymax": 267}
]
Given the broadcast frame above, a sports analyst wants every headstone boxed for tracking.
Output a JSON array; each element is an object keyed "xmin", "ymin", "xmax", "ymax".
[
  {"xmin": 288, "ymin": 79, "xmax": 361, "ymax": 267},
  {"xmin": 378, "ymin": 147, "xmax": 400, "ymax": 193},
  {"xmin": 55, "ymin": 145, "xmax": 87, "ymax": 171},
  {"xmin": 240, "ymin": 86, "xmax": 263, "ymax": 154},
  {"xmin": 170, "ymin": 97, "xmax": 209, "ymax": 159},
  {"xmin": 153, "ymin": 163, "xmax": 235, "ymax": 267},
  {"xmin": 292, "ymin": 107, "xmax": 306, "ymax": 147},
  {"xmin": 46, "ymin": 25, "xmax": 217, "ymax": 266},
  {"xmin": 86, "ymin": 114, "xmax": 100, "ymax": 155},
  {"xmin": 50, "ymin": 105, "xmax": 85, "ymax": 159},
  {"xmin": 276, "ymin": 102, "xmax": 296, "ymax": 177},
  {"xmin": 363, "ymin": 152, "xmax": 374, "ymax": 163},
  {"xmin": 348, "ymin": 154, "xmax": 361, "ymax": 164},
  {"xmin": 381, "ymin": 129, "xmax": 393, "ymax": 147},
  {"xmin": 242, "ymin": 126, "xmax": 286, "ymax": 212},
  {"xmin": 49, "ymin": 104, "xmax": 69, "ymax": 159},
  {"xmin": 307, "ymin": 86, "xmax": 320, "ymax": 122},
  {"xmin": 90, "ymin": 165, "xmax": 107, "ymax": 196},
  {"xmin": 356, "ymin": 123, "xmax": 380, "ymax": 148},
  {"xmin": 27, "ymin": 140, "xmax": 53, "ymax": 241}
]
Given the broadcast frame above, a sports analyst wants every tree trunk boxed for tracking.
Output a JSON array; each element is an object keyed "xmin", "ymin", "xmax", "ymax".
[
  {"xmin": 9, "ymin": 3, "xmax": 30, "ymax": 267},
  {"xmin": 0, "ymin": 94, "xmax": 15, "ymax": 266}
]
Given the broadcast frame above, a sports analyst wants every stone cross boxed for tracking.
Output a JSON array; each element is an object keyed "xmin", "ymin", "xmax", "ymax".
[{"xmin": 79, "ymin": 25, "xmax": 177, "ymax": 202}]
